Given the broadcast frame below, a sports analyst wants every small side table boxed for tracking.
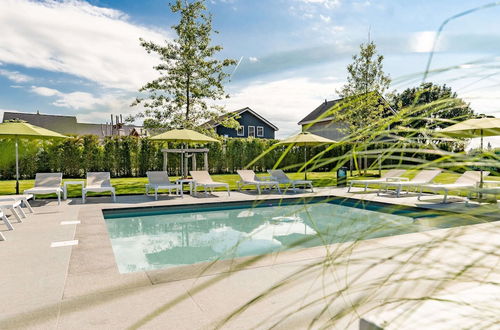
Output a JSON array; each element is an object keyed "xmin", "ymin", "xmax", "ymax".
[
  {"xmin": 176, "ymin": 179, "xmax": 194, "ymax": 196},
  {"xmin": 63, "ymin": 181, "xmax": 85, "ymax": 200}
]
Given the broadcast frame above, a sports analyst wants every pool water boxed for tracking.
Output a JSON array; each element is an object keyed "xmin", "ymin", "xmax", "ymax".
[{"xmin": 103, "ymin": 198, "xmax": 450, "ymax": 274}]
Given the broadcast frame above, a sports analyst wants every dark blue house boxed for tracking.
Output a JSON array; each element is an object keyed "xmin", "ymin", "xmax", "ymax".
[{"xmin": 206, "ymin": 107, "xmax": 278, "ymax": 139}]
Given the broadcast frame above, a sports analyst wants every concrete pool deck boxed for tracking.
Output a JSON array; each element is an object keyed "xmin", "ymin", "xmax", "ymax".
[{"xmin": 1, "ymin": 187, "xmax": 499, "ymax": 329}]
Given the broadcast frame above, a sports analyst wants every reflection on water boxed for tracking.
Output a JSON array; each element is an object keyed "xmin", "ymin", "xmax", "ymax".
[{"xmin": 105, "ymin": 202, "xmax": 426, "ymax": 273}]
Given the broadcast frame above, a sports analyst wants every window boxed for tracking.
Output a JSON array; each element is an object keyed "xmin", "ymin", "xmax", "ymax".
[
  {"xmin": 237, "ymin": 126, "xmax": 244, "ymax": 136},
  {"xmin": 248, "ymin": 126, "xmax": 255, "ymax": 137},
  {"xmin": 257, "ymin": 126, "xmax": 264, "ymax": 137}
]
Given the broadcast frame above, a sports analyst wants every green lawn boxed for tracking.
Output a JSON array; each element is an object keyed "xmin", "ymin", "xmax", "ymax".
[{"xmin": 0, "ymin": 170, "xmax": 498, "ymax": 198}]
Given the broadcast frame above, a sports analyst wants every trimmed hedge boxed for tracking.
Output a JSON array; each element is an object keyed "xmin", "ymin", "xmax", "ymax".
[
  {"xmin": 0, "ymin": 136, "xmax": 345, "ymax": 179},
  {"xmin": 2, "ymin": 135, "xmax": 488, "ymax": 180}
]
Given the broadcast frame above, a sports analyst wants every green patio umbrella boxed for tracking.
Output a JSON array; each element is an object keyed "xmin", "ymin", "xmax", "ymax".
[
  {"xmin": 150, "ymin": 129, "xmax": 220, "ymax": 177},
  {"xmin": 0, "ymin": 122, "xmax": 68, "ymax": 194},
  {"xmin": 277, "ymin": 132, "xmax": 336, "ymax": 179},
  {"xmin": 440, "ymin": 117, "xmax": 500, "ymax": 187}
]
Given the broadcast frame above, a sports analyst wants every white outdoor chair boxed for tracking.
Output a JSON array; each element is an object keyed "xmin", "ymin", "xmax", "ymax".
[
  {"xmin": 378, "ymin": 169, "xmax": 443, "ymax": 197},
  {"xmin": 190, "ymin": 171, "xmax": 230, "ymax": 196},
  {"xmin": 237, "ymin": 170, "xmax": 281, "ymax": 194},
  {"xmin": 24, "ymin": 173, "xmax": 63, "ymax": 205},
  {"xmin": 0, "ymin": 199, "xmax": 25, "ymax": 226},
  {"xmin": 347, "ymin": 169, "xmax": 407, "ymax": 192},
  {"xmin": 0, "ymin": 194, "xmax": 34, "ymax": 213},
  {"xmin": 82, "ymin": 172, "xmax": 116, "ymax": 203},
  {"xmin": 268, "ymin": 169, "xmax": 313, "ymax": 192},
  {"xmin": 0, "ymin": 210, "xmax": 10, "ymax": 241},
  {"xmin": 466, "ymin": 181, "xmax": 500, "ymax": 206},
  {"xmin": 146, "ymin": 171, "xmax": 181, "ymax": 200},
  {"xmin": 418, "ymin": 171, "xmax": 490, "ymax": 203}
]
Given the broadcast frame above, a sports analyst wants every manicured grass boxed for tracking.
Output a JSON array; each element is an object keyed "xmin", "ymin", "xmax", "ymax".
[{"xmin": 0, "ymin": 170, "xmax": 498, "ymax": 198}]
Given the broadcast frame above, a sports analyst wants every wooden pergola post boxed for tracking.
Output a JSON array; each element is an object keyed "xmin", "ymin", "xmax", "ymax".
[{"xmin": 161, "ymin": 148, "xmax": 210, "ymax": 176}]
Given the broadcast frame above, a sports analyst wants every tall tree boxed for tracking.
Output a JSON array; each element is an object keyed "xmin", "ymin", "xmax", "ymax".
[
  {"xmin": 133, "ymin": 0, "xmax": 237, "ymax": 130},
  {"xmin": 391, "ymin": 82, "xmax": 475, "ymax": 150},
  {"xmin": 334, "ymin": 41, "xmax": 392, "ymax": 174},
  {"xmin": 339, "ymin": 41, "xmax": 391, "ymax": 100},
  {"xmin": 392, "ymin": 82, "xmax": 475, "ymax": 130}
]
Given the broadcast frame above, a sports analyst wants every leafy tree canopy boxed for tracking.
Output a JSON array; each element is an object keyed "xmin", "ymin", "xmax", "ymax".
[
  {"xmin": 391, "ymin": 82, "xmax": 475, "ymax": 130},
  {"xmin": 334, "ymin": 41, "xmax": 392, "ymax": 134},
  {"xmin": 132, "ymin": 0, "xmax": 237, "ymax": 131}
]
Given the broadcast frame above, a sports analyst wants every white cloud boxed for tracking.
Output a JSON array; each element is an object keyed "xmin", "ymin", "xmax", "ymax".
[
  {"xmin": 30, "ymin": 85, "xmax": 134, "ymax": 112},
  {"xmin": 409, "ymin": 31, "xmax": 438, "ymax": 53},
  {"xmin": 0, "ymin": 69, "xmax": 33, "ymax": 83},
  {"xmin": 299, "ymin": 0, "xmax": 342, "ymax": 9},
  {"xmin": 0, "ymin": 0, "xmax": 170, "ymax": 91},
  {"xmin": 319, "ymin": 14, "xmax": 331, "ymax": 23},
  {"xmin": 31, "ymin": 86, "xmax": 60, "ymax": 97},
  {"xmin": 224, "ymin": 77, "xmax": 342, "ymax": 138},
  {"xmin": 249, "ymin": 57, "xmax": 259, "ymax": 63}
]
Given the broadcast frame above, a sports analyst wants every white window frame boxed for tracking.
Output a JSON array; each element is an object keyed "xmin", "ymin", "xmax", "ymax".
[
  {"xmin": 248, "ymin": 126, "xmax": 255, "ymax": 137},
  {"xmin": 237, "ymin": 126, "xmax": 244, "ymax": 136},
  {"xmin": 257, "ymin": 126, "xmax": 264, "ymax": 137}
]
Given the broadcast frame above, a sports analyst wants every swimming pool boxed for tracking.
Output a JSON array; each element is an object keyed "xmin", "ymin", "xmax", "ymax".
[{"xmin": 102, "ymin": 197, "xmax": 480, "ymax": 274}]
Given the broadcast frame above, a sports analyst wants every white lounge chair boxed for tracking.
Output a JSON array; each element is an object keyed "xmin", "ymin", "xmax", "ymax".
[
  {"xmin": 466, "ymin": 181, "xmax": 500, "ymax": 205},
  {"xmin": 378, "ymin": 169, "xmax": 443, "ymax": 197},
  {"xmin": 190, "ymin": 171, "xmax": 230, "ymax": 196},
  {"xmin": 146, "ymin": 171, "xmax": 181, "ymax": 200},
  {"xmin": 82, "ymin": 172, "xmax": 116, "ymax": 203},
  {"xmin": 0, "ymin": 210, "xmax": 9, "ymax": 241},
  {"xmin": 347, "ymin": 169, "xmax": 407, "ymax": 192},
  {"xmin": 418, "ymin": 171, "xmax": 490, "ymax": 203},
  {"xmin": 237, "ymin": 170, "xmax": 281, "ymax": 194},
  {"xmin": 0, "ymin": 199, "xmax": 26, "ymax": 227},
  {"xmin": 267, "ymin": 169, "xmax": 313, "ymax": 192},
  {"xmin": 24, "ymin": 173, "xmax": 63, "ymax": 205},
  {"xmin": 0, "ymin": 194, "xmax": 34, "ymax": 213}
]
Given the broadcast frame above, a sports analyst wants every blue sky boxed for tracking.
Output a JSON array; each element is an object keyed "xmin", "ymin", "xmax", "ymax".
[{"xmin": 0, "ymin": 0, "xmax": 499, "ymax": 146}]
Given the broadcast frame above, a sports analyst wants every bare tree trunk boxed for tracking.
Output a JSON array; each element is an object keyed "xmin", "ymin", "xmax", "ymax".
[{"xmin": 185, "ymin": 74, "xmax": 190, "ymax": 123}]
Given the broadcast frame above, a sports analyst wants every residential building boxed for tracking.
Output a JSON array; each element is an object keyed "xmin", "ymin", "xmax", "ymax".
[
  {"xmin": 204, "ymin": 107, "xmax": 278, "ymax": 139},
  {"xmin": 2, "ymin": 111, "xmax": 147, "ymax": 138},
  {"xmin": 298, "ymin": 95, "xmax": 396, "ymax": 140}
]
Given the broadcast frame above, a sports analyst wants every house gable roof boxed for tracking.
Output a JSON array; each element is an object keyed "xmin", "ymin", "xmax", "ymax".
[
  {"xmin": 3, "ymin": 111, "xmax": 78, "ymax": 129},
  {"xmin": 298, "ymin": 93, "xmax": 397, "ymax": 125},
  {"xmin": 2, "ymin": 111, "xmax": 147, "ymax": 137},
  {"xmin": 205, "ymin": 107, "xmax": 279, "ymax": 131}
]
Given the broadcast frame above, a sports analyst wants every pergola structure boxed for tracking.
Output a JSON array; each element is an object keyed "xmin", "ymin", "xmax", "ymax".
[{"xmin": 161, "ymin": 148, "xmax": 209, "ymax": 177}]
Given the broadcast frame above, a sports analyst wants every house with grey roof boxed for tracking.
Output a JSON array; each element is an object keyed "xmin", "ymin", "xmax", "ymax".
[
  {"xmin": 2, "ymin": 111, "xmax": 147, "ymax": 138},
  {"xmin": 298, "ymin": 95, "xmax": 396, "ymax": 140},
  {"xmin": 204, "ymin": 107, "xmax": 278, "ymax": 139}
]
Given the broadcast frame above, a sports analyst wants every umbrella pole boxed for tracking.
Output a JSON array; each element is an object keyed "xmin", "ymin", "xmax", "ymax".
[
  {"xmin": 304, "ymin": 147, "xmax": 307, "ymax": 180},
  {"xmin": 480, "ymin": 130, "xmax": 484, "ymax": 188},
  {"xmin": 479, "ymin": 130, "xmax": 484, "ymax": 200},
  {"xmin": 15, "ymin": 136, "xmax": 19, "ymax": 195}
]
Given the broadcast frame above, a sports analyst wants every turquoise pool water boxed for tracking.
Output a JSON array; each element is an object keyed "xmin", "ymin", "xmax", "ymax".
[{"xmin": 103, "ymin": 198, "xmax": 450, "ymax": 274}]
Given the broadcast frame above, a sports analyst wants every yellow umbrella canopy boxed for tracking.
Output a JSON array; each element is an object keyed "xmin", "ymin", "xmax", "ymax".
[
  {"xmin": 440, "ymin": 117, "xmax": 500, "ymax": 187},
  {"xmin": 277, "ymin": 132, "xmax": 336, "ymax": 179},
  {"xmin": 440, "ymin": 118, "xmax": 500, "ymax": 138},
  {"xmin": 150, "ymin": 129, "xmax": 219, "ymax": 143},
  {"xmin": 0, "ymin": 122, "xmax": 68, "ymax": 194},
  {"xmin": 277, "ymin": 131, "xmax": 336, "ymax": 146}
]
